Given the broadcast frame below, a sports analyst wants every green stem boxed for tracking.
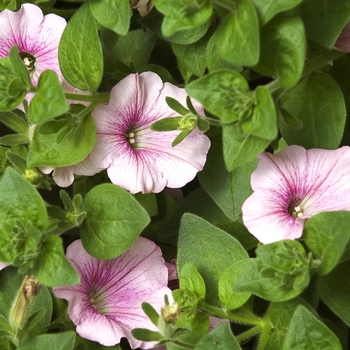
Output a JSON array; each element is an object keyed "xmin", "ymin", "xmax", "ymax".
[
  {"xmin": 75, "ymin": 101, "xmax": 100, "ymax": 120},
  {"xmin": 236, "ymin": 325, "xmax": 262, "ymax": 343},
  {"xmin": 211, "ymin": 0, "xmax": 236, "ymax": 11},
  {"xmin": 266, "ymin": 50, "xmax": 346, "ymax": 94},
  {"xmin": 201, "ymin": 303, "xmax": 261, "ymax": 326},
  {"xmin": 257, "ymin": 316, "xmax": 272, "ymax": 350},
  {"xmin": 65, "ymin": 92, "xmax": 110, "ymax": 103},
  {"xmin": 171, "ymin": 340, "xmax": 196, "ymax": 349}
]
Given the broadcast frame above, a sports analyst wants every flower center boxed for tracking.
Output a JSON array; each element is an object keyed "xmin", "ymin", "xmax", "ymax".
[
  {"xmin": 19, "ymin": 51, "xmax": 36, "ymax": 72},
  {"xmin": 292, "ymin": 205, "xmax": 304, "ymax": 218},
  {"xmin": 88, "ymin": 286, "xmax": 109, "ymax": 314},
  {"xmin": 125, "ymin": 123, "xmax": 150, "ymax": 150}
]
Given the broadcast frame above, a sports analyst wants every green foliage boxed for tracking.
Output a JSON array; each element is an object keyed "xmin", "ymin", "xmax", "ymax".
[
  {"xmin": 253, "ymin": 16, "xmax": 306, "ymax": 88},
  {"xmin": 320, "ymin": 260, "xmax": 350, "ymax": 326},
  {"xmin": 81, "ymin": 184, "xmax": 150, "ymax": 259},
  {"xmin": 27, "ymin": 70, "xmax": 69, "ymax": 124},
  {"xmin": 177, "ymin": 213, "xmax": 248, "ymax": 306},
  {"xmin": 58, "ymin": 3, "xmax": 103, "ymax": 91},
  {"xmin": 17, "ymin": 331, "xmax": 76, "ymax": 350},
  {"xmin": 304, "ymin": 211, "xmax": 350, "ymax": 275},
  {"xmin": 282, "ymin": 305, "xmax": 342, "ymax": 349},
  {"xmin": 234, "ymin": 241, "xmax": 311, "ymax": 301},
  {"xmin": 253, "ymin": 0, "xmax": 303, "ymax": 25},
  {"xmin": 194, "ymin": 321, "xmax": 242, "ymax": 350},
  {"xmin": 215, "ymin": 0, "xmax": 259, "ymax": 66},
  {"xmin": 300, "ymin": 0, "xmax": 350, "ymax": 48},
  {"xmin": 279, "ymin": 72, "xmax": 346, "ymax": 149},
  {"xmin": 27, "ymin": 105, "xmax": 96, "ymax": 167},
  {"xmin": 0, "ymin": 46, "xmax": 31, "ymax": 111},
  {"xmin": 153, "ymin": 0, "xmax": 213, "ymax": 37},
  {"xmin": 89, "ymin": 0, "xmax": 130, "ymax": 36}
]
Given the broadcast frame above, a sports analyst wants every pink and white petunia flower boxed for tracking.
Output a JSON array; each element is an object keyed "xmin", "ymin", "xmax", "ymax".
[
  {"xmin": 89, "ymin": 71, "xmax": 211, "ymax": 194},
  {"xmin": 242, "ymin": 145, "xmax": 350, "ymax": 244},
  {"xmin": 52, "ymin": 237, "xmax": 172, "ymax": 348},
  {"xmin": 0, "ymin": 3, "xmax": 66, "ymax": 85}
]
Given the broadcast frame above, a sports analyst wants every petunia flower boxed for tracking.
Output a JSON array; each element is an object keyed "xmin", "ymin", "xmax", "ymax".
[
  {"xmin": 242, "ymin": 145, "xmax": 350, "ymax": 244},
  {"xmin": 52, "ymin": 237, "xmax": 172, "ymax": 348},
  {"xmin": 89, "ymin": 72, "xmax": 211, "ymax": 194},
  {"xmin": 0, "ymin": 3, "xmax": 66, "ymax": 85}
]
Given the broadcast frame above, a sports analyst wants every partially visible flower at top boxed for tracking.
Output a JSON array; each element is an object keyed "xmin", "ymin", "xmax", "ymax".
[
  {"xmin": 89, "ymin": 72, "xmax": 211, "ymax": 194},
  {"xmin": 0, "ymin": 262, "xmax": 8, "ymax": 271},
  {"xmin": 52, "ymin": 237, "xmax": 172, "ymax": 348},
  {"xmin": 242, "ymin": 145, "xmax": 350, "ymax": 244},
  {"xmin": 335, "ymin": 22, "xmax": 350, "ymax": 52},
  {"xmin": 0, "ymin": 3, "xmax": 66, "ymax": 85},
  {"xmin": 130, "ymin": 0, "xmax": 154, "ymax": 16}
]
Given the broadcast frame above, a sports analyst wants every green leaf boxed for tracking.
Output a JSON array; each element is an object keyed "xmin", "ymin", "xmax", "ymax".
[
  {"xmin": 172, "ymin": 34, "xmax": 208, "ymax": 77},
  {"xmin": 177, "ymin": 213, "xmax": 248, "ymax": 306},
  {"xmin": 0, "ymin": 167, "xmax": 47, "ymax": 228},
  {"xmin": 198, "ymin": 136, "xmax": 256, "ymax": 221},
  {"xmin": 153, "ymin": 0, "xmax": 213, "ymax": 37},
  {"xmin": 319, "ymin": 260, "xmax": 350, "ymax": 326},
  {"xmin": 89, "ymin": 0, "xmax": 130, "ymax": 35},
  {"xmin": 27, "ymin": 70, "xmax": 68, "ymax": 124},
  {"xmin": 279, "ymin": 72, "xmax": 346, "ymax": 149},
  {"xmin": 179, "ymin": 263, "xmax": 206, "ymax": 299},
  {"xmin": 17, "ymin": 331, "xmax": 76, "ymax": 350},
  {"xmin": 151, "ymin": 117, "xmax": 183, "ymax": 132},
  {"xmin": 241, "ymin": 86, "xmax": 278, "ymax": 140},
  {"xmin": 159, "ymin": 187, "xmax": 258, "ymax": 251},
  {"xmin": 131, "ymin": 328, "xmax": 162, "ymax": 342},
  {"xmin": 105, "ymin": 28, "xmax": 156, "ymax": 71},
  {"xmin": 215, "ymin": 0, "xmax": 259, "ymax": 66},
  {"xmin": 186, "ymin": 70, "xmax": 249, "ymax": 123},
  {"xmin": 222, "ymin": 123, "xmax": 271, "ymax": 171},
  {"xmin": 32, "ymin": 236, "xmax": 80, "ymax": 286},
  {"xmin": 300, "ymin": 0, "xmax": 350, "ymax": 48},
  {"xmin": 218, "ymin": 260, "xmax": 251, "ymax": 310},
  {"xmin": 0, "ymin": 134, "xmax": 29, "ymax": 146},
  {"xmin": 0, "ymin": 46, "xmax": 31, "ymax": 111},
  {"xmin": 206, "ymin": 31, "xmax": 242, "ymax": 73},
  {"xmin": 253, "ymin": 16, "xmax": 306, "ymax": 88},
  {"xmin": 133, "ymin": 193, "xmax": 158, "ymax": 217},
  {"xmin": 282, "ymin": 305, "xmax": 342, "ymax": 350},
  {"xmin": 266, "ymin": 298, "xmax": 314, "ymax": 350},
  {"xmin": 234, "ymin": 241, "xmax": 311, "ymax": 301},
  {"xmin": 172, "ymin": 129, "xmax": 192, "ymax": 147},
  {"xmin": 253, "ymin": 0, "xmax": 303, "ymax": 25},
  {"xmin": 141, "ymin": 302, "xmax": 160, "ymax": 327},
  {"xmin": 304, "ymin": 211, "xmax": 350, "ymax": 275},
  {"xmin": 194, "ymin": 321, "xmax": 242, "ymax": 350},
  {"xmin": 58, "ymin": 3, "xmax": 103, "ymax": 91},
  {"xmin": 81, "ymin": 184, "xmax": 150, "ymax": 259},
  {"xmin": 27, "ymin": 107, "xmax": 96, "ymax": 167},
  {"xmin": 138, "ymin": 8, "xmax": 210, "ymax": 45},
  {"xmin": 0, "ymin": 111, "xmax": 28, "ymax": 134}
]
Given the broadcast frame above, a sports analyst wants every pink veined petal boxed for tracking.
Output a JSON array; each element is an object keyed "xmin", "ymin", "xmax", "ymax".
[
  {"xmin": 0, "ymin": 4, "xmax": 66, "ymax": 85},
  {"xmin": 53, "ymin": 237, "xmax": 172, "ymax": 348},
  {"xmin": 242, "ymin": 145, "xmax": 350, "ymax": 243},
  {"xmin": 100, "ymin": 128, "xmax": 210, "ymax": 194}
]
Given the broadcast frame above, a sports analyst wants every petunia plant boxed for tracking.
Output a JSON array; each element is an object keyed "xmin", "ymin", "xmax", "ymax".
[{"xmin": 2, "ymin": 0, "xmax": 350, "ymax": 349}]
